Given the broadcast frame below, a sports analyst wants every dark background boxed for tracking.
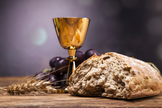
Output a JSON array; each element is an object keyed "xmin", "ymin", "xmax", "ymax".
[{"xmin": 0, "ymin": 0, "xmax": 162, "ymax": 76}]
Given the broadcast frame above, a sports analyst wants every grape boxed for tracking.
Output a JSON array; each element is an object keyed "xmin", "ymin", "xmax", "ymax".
[
  {"xmin": 49, "ymin": 56, "xmax": 62, "ymax": 68},
  {"xmin": 60, "ymin": 73, "xmax": 67, "ymax": 87},
  {"xmin": 50, "ymin": 68, "xmax": 55, "ymax": 73},
  {"xmin": 49, "ymin": 57, "xmax": 69, "ymax": 87},
  {"xmin": 54, "ymin": 57, "xmax": 69, "ymax": 75},
  {"xmin": 85, "ymin": 49, "xmax": 101, "ymax": 60},
  {"xmin": 48, "ymin": 74, "xmax": 60, "ymax": 86},
  {"xmin": 48, "ymin": 72, "xmax": 67, "ymax": 87},
  {"xmin": 75, "ymin": 50, "xmax": 85, "ymax": 66},
  {"xmin": 48, "ymin": 74, "xmax": 56, "ymax": 82}
]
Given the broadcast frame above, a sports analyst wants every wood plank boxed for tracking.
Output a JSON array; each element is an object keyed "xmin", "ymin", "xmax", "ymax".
[
  {"xmin": 0, "ymin": 77, "xmax": 27, "ymax": 87},
  {"xmin": 0, "ymin": 94, "xmax": 162, "ymax": 107},
  {"xmin": 0, "ymin": 77, "xmax": 162, "ymax": 107}
]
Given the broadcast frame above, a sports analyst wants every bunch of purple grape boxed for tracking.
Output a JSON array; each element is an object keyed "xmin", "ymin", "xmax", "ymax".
[{"xmin": 35, "ymin": 49, "xmax": 100, "ymax": 87}]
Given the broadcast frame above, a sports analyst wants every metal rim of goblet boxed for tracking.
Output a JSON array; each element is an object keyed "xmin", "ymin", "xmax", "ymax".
[{"xmin": 52, "ymin": 17, "xmax": 90, "ymax": 20}]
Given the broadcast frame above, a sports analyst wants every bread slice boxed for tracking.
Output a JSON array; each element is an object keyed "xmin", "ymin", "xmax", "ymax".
[{"xmin": 67, "ymin": 52, "xmax": 162, "ymax": 99}]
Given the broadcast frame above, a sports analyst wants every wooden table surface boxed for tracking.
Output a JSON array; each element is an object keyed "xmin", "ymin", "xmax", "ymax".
[{"xmin": 0, "ymin": 77, "xmax": 162, "ymax": 108}]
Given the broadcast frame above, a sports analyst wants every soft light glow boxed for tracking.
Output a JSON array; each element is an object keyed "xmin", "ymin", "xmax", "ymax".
[{"xmin": 30, "ymin": 27, "xmax": 48, "ymax": 46}]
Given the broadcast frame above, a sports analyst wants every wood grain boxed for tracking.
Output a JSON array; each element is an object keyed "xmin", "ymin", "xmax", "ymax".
[{"xmin": 0, "ymin": 77, "xmax": 162, "ymax": 107}]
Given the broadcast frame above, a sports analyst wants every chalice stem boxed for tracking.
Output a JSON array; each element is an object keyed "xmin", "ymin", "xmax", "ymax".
[
  {"xmin": 66, "ymin": 61, "xmax": 76, "ymax": 85},
  {"xmin": 53, "ymin": 17, "xmax": 90, "ymax": 87}
]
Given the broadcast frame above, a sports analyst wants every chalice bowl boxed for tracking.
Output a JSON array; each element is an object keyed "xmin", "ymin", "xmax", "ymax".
[{"xmin": 53, "ymin": 17, "xmax": 90, "ymax": 85}]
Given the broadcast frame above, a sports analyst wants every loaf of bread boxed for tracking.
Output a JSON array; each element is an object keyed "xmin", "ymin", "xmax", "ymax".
[{"xmin": 67, "ymin": 52, "xmax": 162, "ymax": 99}]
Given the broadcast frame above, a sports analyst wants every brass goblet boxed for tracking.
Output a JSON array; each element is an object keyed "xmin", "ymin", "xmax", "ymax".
[{"xmin": 53, "ymin": 17, "xmax": 90, "ymax": 85}]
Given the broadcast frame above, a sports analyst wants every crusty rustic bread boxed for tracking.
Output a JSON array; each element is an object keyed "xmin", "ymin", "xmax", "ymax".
[{"xmin": 67, "ymin": 52, "xmax": 162, "ymax": 99}]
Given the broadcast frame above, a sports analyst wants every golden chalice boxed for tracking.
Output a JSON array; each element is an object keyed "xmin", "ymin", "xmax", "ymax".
[{"xmin": 53, "ymin": 17, "xmax": 90, "ymax": 85}]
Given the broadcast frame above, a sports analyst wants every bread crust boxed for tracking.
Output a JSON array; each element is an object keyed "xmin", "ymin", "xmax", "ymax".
[
  {"xmin": 105, "ymin": 52, "xmax": 162, "ymax": 99},
  {"xmin": 68, "ymin": 52, "xmax": 162, "ymax": 99}
]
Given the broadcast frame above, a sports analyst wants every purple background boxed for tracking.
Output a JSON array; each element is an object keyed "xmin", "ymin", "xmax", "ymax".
[{"xmin": 0, "ymin": 0, "xmax": 162, "ymax": 76}]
